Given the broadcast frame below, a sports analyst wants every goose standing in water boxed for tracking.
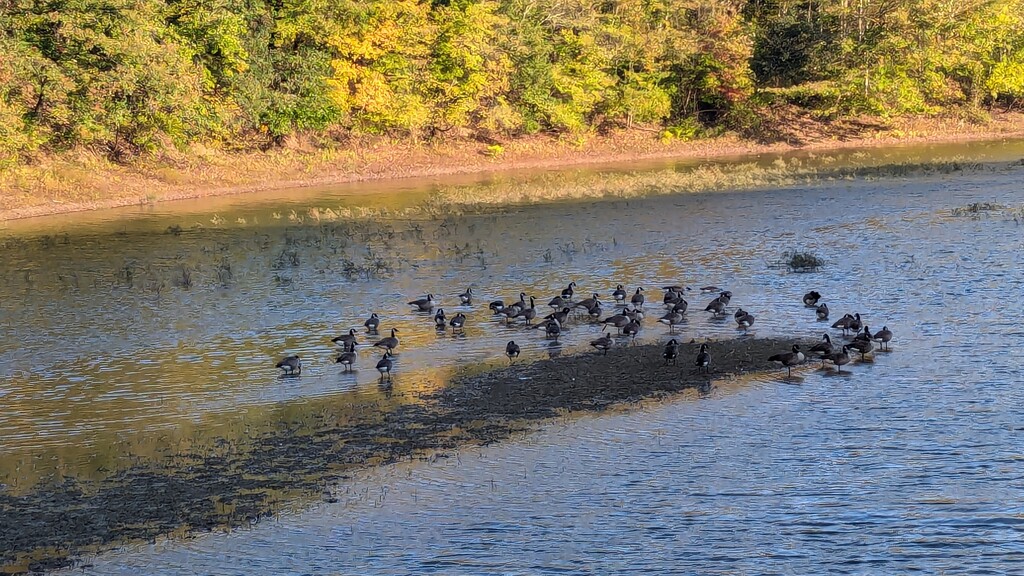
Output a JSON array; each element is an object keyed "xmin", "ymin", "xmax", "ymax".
[
  {"xmin": 831, "ymin": 313, "xmax": 854, "ymax": 335},
  {"xmin": 544, "ymin": 307, "xmax": 572, "ymax": 326},
  {"xmin": 449, "ymin": 312, "xmax": 467, "ymax": 334},
  {"xmin": 768, "ymin": 344, "xmax": 805, "ymax": 377},
  {"xmin": 373, "ymin": 328, "xmax": 400, "ymax": 352},
  {"xmin": 847, "ymin": 337, "xmax": 873, "ymax": 360},
  {"xmin": 489, "ymin": 300, "xmax": 505, "ymax": 314},
  {"xmin": 700, "ymin": 286, "xmax": 721, "ymax": 293},
  {"xmin": 872, "ymin": 326, "xmax": 893, "ymax": 350},
  {"xmin": 663, "ymin": 287, "xmax": 684, "ymax": 308},
  {"xmin": 803, "ymin": 291, "xmax": 822, "ymax": 307},
  {"xmin": 574, "ymin": 293, "xmax": 601, "ymax": 311},
  {"xmin": 663, "ymin": 339, "xmax": 679, "ymax": 365},
  {"xmin": 458, "ymin": 288, "xmax": 473, "ymax": 305},
  {"xmin": 590, "ymin": 332, "xmax": 613, "ymax": 355},
  {"xmin": 586, "ymin": 301, "xmax": 603, "ymax": 321},
  {"xmin": 331, "ymin": 328, "xmax": 359, "ymax": 347},
  {"xmin": 853, "ymin": 325, "xmax": 872, "ymax": 343},
  {"xmin": 335, "ymin": 342, "xmax": 357, "ymax": 372},
  {"xmin": 514, "ymin": 297, "xmax": 537, "ymax": 325},
  {"xmin": 545, "ymin": 318, "xmax": 562, "ymax": 341},
  {"xmin": 434, "ymin": 308, "xmax": 447, "ymax": 330},
  {"xmin": 848, "ymin": 313, "xmax": 863, "ymax": 334},
  {"xmin": 808, "ymin": 333, "xmax": 834, "ymax": 367},
  {"xmin": 734, "ymin": 309, "xmax": 755, "ymax": 329},
  {"xmin": 548, "ymin": 295, "xmax": 569, "ymax": 310},
  {"xmin": 276, "ymin": 354, "xmax": 301, "ymax": 375},
  {"xmin": 631, "ymin": 287, "xmax": 646, "ymax": 309},
  {"xmin": 695, "ymin": 343, "xmax": 711, "ymax": 373},
  {"xmin": 408, "ymin": 294, "xmax": 436, "ymax": 311},
  {"xmin": 364, "ymin": 312, "xmax": 380, "ymax": 333},
  {"xmin": 825, "ymin": 345, "xmax": 852, "ymax": 373},
  {"xmin": 612, "ymin": 284, "xmax": 627, "ymax": 303},
  {"xmin": 505, "ymin": 340, "xmax": 521, "ymax": 363},
  {"xmin": 561, "ymin": 282, "xmax": 577, "ymax": 301},
  {"xmin": 622, "ymin": 318, "xmax": 641, "ymax": 344},
  {"xmin": 376, "ymin": 351, "xmax": 394, "ymax": 382},
  {"xmin": 671, "ymin": 298, "xmax": 689, "ymax": 314},
  {"xmin": 705, "ymin": 298, "xmax": 727, "ymax": 317},
  {"xmin": 816, "ymin": 303, "xmax": 829, "ymax": 321},
  {"xmin": 658, "ymin": 311, "xmax": 685, "ymax": 333}
]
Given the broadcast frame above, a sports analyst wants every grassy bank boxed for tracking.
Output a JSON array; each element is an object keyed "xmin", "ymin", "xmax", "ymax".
[{"xmin": 3, "ymin": 110, "xmax": 1024, "ymax": 222}]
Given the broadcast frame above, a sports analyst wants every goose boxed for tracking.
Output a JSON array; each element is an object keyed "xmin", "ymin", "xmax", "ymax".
[
  {"xmin": 335, "ymin": 342, "xmax": 357, "ymax": 372},
  {"xmin": 658, "ymin": 311, "xmax": 685, "ymax": 333},
  {"xmin": 630, "ymin": 287, "xmax": 645, "ymax": 308},
  {"xmin": 514, "ymin": 297, "xmax": 537, "ymax": 325},
  {"xmin": 734, "ymin": 309, "xmax": 755, "ymax": 329},
  {"xmin": 803, "ymin": 291, "xmax": 822, "ymax": 307},
  {"xmin": 364, "ymin": 313, "xmax": 380, "ymax": 333},
  {"xmin": 662, "ymin": 285, "xmax": 691, "ymax": 293},
  {"xmin": 872, "ymin": 326, "xmax": 893, "ymax": 350},
  {"xmin": 408, "ymin": 294, "xmax": 436, "ymax": 311},
  {"xmin": 489, "ymin": 300, "xmax": 505, "ymax": 314},
  {"xmin": 590, "ymin": 332, "xmax": 614, "ymax": 355},
  {"xmin": 700, "ymin": 286, "xmax": 721, "ymax": 293},
  {"xmin": 544, "ymin": 307, "xmax": 572, "ymax": 326},
  {"xmin": 768, "ymin": 344, "xmax": 805, "ymax": 377},
  {"xmin": 545, "ymin": 318, "xmax": 562, "ymax": 341},
  {"xmin": 622, "ymin": 319, "xmax": 642, "ymax": 344},
  {"xmin": 507, "ymin": 292, "xmax": 528, "ymax": 313},
  {"xmin": 331, "ymin": 328, "xmax": 359, "ymax": 346},
  {"xmin": 560, "ymin": 282, "xmax": 577, "ymax": 300},
  {"xmin": 505, "ymin": 340, "xmax": 521, "ymax": 363},
  {"xmin": 449, "ymin": 312, "xmax": 467, "ymax": 333},
  {"xmin": 276, "ymin": 354, "xmax": 301, "ymax": 375},
  {"xmin": 574, "ymin": 293, "xmax": 601, "ymax": 310},
  {"xmin": 705, "ymin": 298, "xmax": 726, "ymax": 317},
  {"xmin": 663, "ymin": 288, "xmax": 684, "ymax": 308},
  {"xmin": 848, "ymin": 313, "xmax": 863, "ymax": 334},
  {"xmin": 816, "ymin": 303, "xmax": 829, "ymax": 321},
  {"xmin": 548, "ymin": 295, "xmax": 569, "ymax": 309},
  {"xmin": 612, "ymin": 284, "xmax": 627, "ymax": 303},
  {"xmin": 825, "ymin": 345, "xmax": 852, "ymax": 373},
  {"xmin": 847, "ymin": 338, "xmax": 873, "ymax": 359},
  {"xmin": 458, "ymin": 287, "xmax": 473, "ymax": 305},
  {"xmin": 586, "ymin": 302, "xmax": 603, "ymax": 321},
  {"xmin": 373, "ymin": 328, "xmax": 400, "ymax": 351},
  {"xmin": 716, "ymin": 291, "xmax": 733, "ymax": 305},
  {"xmin": 831, "ymin": 313, "xmax": 855, "ymax": 335},
  {"xmin": 671, "ymin": 299, "xmax": 689, "ymax": 314},
  {"xmin": 853, "ymin": 325, "xmax": 872, "ymax": 343},
  {"xmin": 376, "ymin": 351, "xmax": 394, "ymax": 381},
  {"xmin": 663, "ymin": 339, "xmax": 679, "ymax": 365},
  {"xmin": 808, "ymin": 333, "xmax": 834, "ymax": 367},
  {"xmin": 695, "ymin": 343, "xmax": 711, "ymax": 373},
  {"xmin": 434, "ymin": 308, "xmax": 447, "ymax": 330},
  {"xmin": 623, "ymin": 305, "xmax": 644, "ymax": 322},
  {"xmin": 601, "ymin": 313, "xmax": 631, "ymax": 333}
]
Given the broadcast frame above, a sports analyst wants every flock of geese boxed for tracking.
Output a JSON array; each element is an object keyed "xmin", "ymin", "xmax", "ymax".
[{"xmin": 275, "ymin": 284, "xmax": 894, "ymax": 381}]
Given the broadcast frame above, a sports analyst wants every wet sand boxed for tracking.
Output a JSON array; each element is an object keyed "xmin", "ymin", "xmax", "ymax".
[{"xmin": 1, "ymin": 336, "xmax": 822, "ymax": 573}]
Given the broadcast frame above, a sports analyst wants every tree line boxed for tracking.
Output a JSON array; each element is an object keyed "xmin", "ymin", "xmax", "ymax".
[{"xmin": 1, "ymin": 0, "xmax": 1022, "ymax": 163}]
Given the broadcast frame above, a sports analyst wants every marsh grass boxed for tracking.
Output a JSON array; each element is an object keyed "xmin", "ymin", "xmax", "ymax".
[{"xmin": 768, "ymin": 250, "xmax": 825, "ymax": 272}]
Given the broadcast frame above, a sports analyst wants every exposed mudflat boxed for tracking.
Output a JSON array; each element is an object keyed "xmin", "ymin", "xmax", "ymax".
[{"xmin": 0, "ymin": 336, "xmax": 815, "ymax": 573}]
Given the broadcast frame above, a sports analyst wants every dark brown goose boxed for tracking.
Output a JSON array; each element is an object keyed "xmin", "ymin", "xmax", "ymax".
[
  {"xmin": 612, "ymin": 284, "xmax": 627, "ymax": 303},
  {"xmin": 275, "ymin": 354, "xmax": 301, "ymax": 375},
  {"xmin": 335, "ymin": 342, "xmax": 357, "ymax": 372},
  {"xmin": 458, "ymin": 287, "xmax": 473, "ymax": 305},
  {"xmin": 434, "ymin": 308, "xmax": 447, "ymax": 330},
  {"xmin": 364, "ymin": 312, "xmax": 380, "ymax": 333},
  {"xmin": 376, "ymin": 351, "xmax": 394, "ymax": 381},
  {"xmin": 695, "ymin": 343, "xmax": 711, "ymax": 373},
  {"xmin": 663, "ymin": 338, "xmax": 679, "ymax": 365},
  {"xmin": 622, "ymin": 318, "xmax": 642, "ymax": 344},
  {"xmin": 505, "ymin": 340, "xmax": 521, "ymax": 363},
  {"xmin": 590, "ymin": 332, "xmax": 613, "ymax": 355},
  {"xmin": 705, "ymin": 298, "xmax": 726, "ymax": 317},
  {"xmin": 630, "ymin": 287, "xmax": 645, "ymax": 308},
  {"xmin": 671, "ymin": 299, "xmax": 689, "ymax": 314},
  {"xmin": 658, "ymin": 311, "xmax": 684, "ymax": 333},
  {"xmin": 373, "ymin": 328, "xmax": 400, "ymax": 351},
  {"xmin": 825, "ymin": 345, "xmax": 852, "ymax": 373},
  {"xmin": 544, "ymin": 307, "xmax": 572, "ymax": 326},
  {"xmin": 545, "ymin": 318, "xmax": 562, "ymax": 341},
  {"xmin": 848, "ymin": 313, "xmax": 863, "ymax": 334},
  {"xmin": 514, "ymin": 297, "xmax": 537, "ymax": 325},
  {"xmin": 734, "ymin": 309, "xmax": 755, "ymax": 329},
  {"xmin": 331, "ymin": 328, "xmax": 359, "ymax": 346},
  {"xmin": 449, "ymin": 312, "xmax": 467, "ymax": 333},
  {"xmin": 601, "ymin": 313, "xmax": 631, "ymax": 334},
  {"xmin": 560, "ymin": 281, "xmax": 577, "ymax": 300},
  {"xmin": 803, "ymin": 291, "xmax": 822, "ymax": 307},
  {"xmin": 768, "ymin": 344, "xmax": 805, "ymax": 377},
  {"xmin": 831, "ymin": 313, "xmax": 854, "ymax": 335},
  {"xmin": 574, "ymin": 293, "xmax": 601, "ymax": 310},
  {"xmin": 408, "ymin": 294, "xmax": 436, "ymax": 311},
  {"xmin": 808, "ymin": 333, "xmax": 834, "ymax": 367},
  {"xmin": 847, "ymin": 338, "xmax": 873, "ymax": 359},
  {"xmin": 872, "ymin": 326, "xmax": 893, "ymax": 350},
  {"xmin": 816, "ymin": 303, "xmax": 829, "ymax": 321},
  {"xmin": 586, "ymin": 302, "xmax": 603, "ymax": 321},
  {"xmin": 548, "ymin": 295, "xmax": 569, "ymax": 309},
  {"xmin": 853, "ymin": 325, "xmax": 872, "ymax": 343}
]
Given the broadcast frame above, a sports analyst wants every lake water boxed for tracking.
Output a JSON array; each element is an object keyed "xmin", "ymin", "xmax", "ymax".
[{"xmin": 4, "ymin": 139, "xmax": 1024, "ymax": 572}]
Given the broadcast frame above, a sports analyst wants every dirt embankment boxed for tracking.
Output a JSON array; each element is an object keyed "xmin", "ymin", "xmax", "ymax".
[{"xmin": 1, "ymin": 336, "xmax": 817, "ymax": 574}]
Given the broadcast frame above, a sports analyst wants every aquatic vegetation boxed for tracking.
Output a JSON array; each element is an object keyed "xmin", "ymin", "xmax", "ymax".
[
  {"xmin": 950, "ymin": 202, "xmax": 1005, "ymax": 217},
  {"xmin": 769, "ymin": 250, "xmax": 825, "ymax": 273}
]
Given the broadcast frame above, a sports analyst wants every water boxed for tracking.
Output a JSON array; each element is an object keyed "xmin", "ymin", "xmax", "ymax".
[{"xmin": 4, "ymin": 139, "xmax": 1024, "ymax": 572}]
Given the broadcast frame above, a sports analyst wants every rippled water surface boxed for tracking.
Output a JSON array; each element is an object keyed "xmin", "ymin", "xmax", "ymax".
[{"xmin": 5, "ymin": 139, "xmax": 1024, "ymax": 572}]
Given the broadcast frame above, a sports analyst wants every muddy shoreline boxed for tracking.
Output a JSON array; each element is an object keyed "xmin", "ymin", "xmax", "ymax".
[{"xmin": 1, "ymin": 337, "xmax": 819, "ymax": 573}]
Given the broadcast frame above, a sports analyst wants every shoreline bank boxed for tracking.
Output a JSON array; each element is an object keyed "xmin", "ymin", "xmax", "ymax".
[{"xmin": 3, "ymin": 112, "xmax": 1024, "ymax": 223}]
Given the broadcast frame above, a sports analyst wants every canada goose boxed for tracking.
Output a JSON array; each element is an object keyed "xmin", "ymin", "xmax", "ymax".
[
  {"xmin": 408, "ymin": 294, "xmax": 436, "ymax": 311},
  {"xmin": 590, "ymin": 332, "xmax": 613, "ymax": 355},
  {"xmin": 853, "ymin": 325, "xmax": 872, "ymax": 343},
  {"xmin": 848, "ymin": 313, "xmax": 863, "ymax": 334},
  {"xmin": 574, "ymin": 293, "xmax": 601, "ymax": 310},
  {"xmin": 586, "ymin": 302, "xmax": 603, "ymax": 321},
  {"xmin": 276, "ymin": 354, "xmax": 301, "ymax": 375},
  {"xmin": 768, "ymin": 344, "xmax": 805, "ymax": 377},
  {"xmin": 631, "ymin": 287, "xmax": 645, "ymax": 308},
  {"xmin": 872, "ymin": 326, "xmax": 893, "ymax": 350},
  {"xmin": 508, "ymin": 292, "xmax": 527, "ymax": 312},
  {"xmin": 548, "ymin": 295, "xmax": 568, "ymax": 309},
  {"xmin": 561, "ymin": 282, "xmax": 577, "ymax": 300},
  {"xmin": 808, "ymin": 333, "xmax": 834, "ymax": 367},
  {"xmin": 700, "ymin": 286, "xmax": 721, "ymax": 293},
  {"xmin": 434, "ymin": 308, "xmax": 447, "ymax": 330},
  {"xmin": 705, "ymin": 298, "xmax": 726, "ymax": 317},
  {"xmin": 376, "ymin": 351, "xmax": 394, "ymax": 381},
  {"xmin": 545, "ymin": 318, "xmax": 562, "ymax": 341},
  {"xmin": 662, "ymin": 285, "xmax": 692, "ymax": 292},
  {"xmin": 663, "ymin": 288, "xmax": 684, "ymax": 308},
  {"xmin": 373, "ymin": 328, "xmax": 400, "ymax": 351},
  {"xmin": 658, "ymin": 311, "xmax": 684, "ymax": 333},
  {"xmin": 847, "ymin": 338, "xmax": 873, "ymax": 359},
  {"xmin": 803, "ymin": 291, "xmax": 822, "ymax": 307},
  {"xmin": 459, "ymin": 287, "xmax": 473, "ymax": 305},
  {"xmin": 671, "ymin": 299, "xmax": 689, "ymax": 314},
  {"xmin": 623, "ymin": 305, "xmax": 644, "ymax": 322},
  {"xmin": 716, "ymin": 291, "xmax": 733, "ymax": 305},
  {"xmin": 544, "ymin": 307, "xmax": 572, "ymax": 326},
  {"xmin": 695, "ymin": 343, "xmax": 711, "ymax": 373},
  {"xmin": 331, "ymin": 328, "xmax": 359, "ymax": 346},
  {"xmin": 335, "ymin": 342, "xmax": 357, "ymax": 372},
  {"xmin": 825, "ymin": 345, "xmax": 852, "ymax": 373},
  {"xmin": 449, "ymin": 312, "xmax": 467, "ymax": 333},
  {"xmin": 505, "ymin": 340, "xmax": 521, "ymax": 363},
  {"xmin": 735, "ymin": 309, "xmax": 755, "ymax": 329},
  {"xmin": 601, "ymin": 313, "xmax": 631, "ymax": 333},
  {"xmin": 612, "ymin": 284, "xmax": 627, "ymax": 303},
  {"xmin": 364, "ymin": 313, "xmax": 380, "ymax": 333},
  {"xmin": 489, "ymin": 300, "xmax": 505, "ymax": 314},
  {"xmin": 622, "ymin": 319, "xmax": 641, "ymax": 344},
  {"xmin": 831, "ymin": 313, "xmax": 854, "ymax": 335},
  {"xmin": 514, "ymin": 297, "xmax": 537, "ymax": 324},
  {"xmin": 816, "ymin": 303, "xmax": 829, "ymax": 321},
  {"xmin": 663, "ymin": 339, "xmax": 679, "ymax": 365}
]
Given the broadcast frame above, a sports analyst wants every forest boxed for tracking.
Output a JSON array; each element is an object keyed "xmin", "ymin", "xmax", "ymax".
[{"xmin": 1, "ymin": 0, "xmax": 1023, "ymax": 164}]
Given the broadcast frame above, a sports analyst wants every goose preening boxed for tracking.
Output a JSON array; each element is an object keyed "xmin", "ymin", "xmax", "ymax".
[
  {"xmin": 434, "ymin": 308, "xmax": 447, "ymax": 330},
  {"xmin": 831, "ymin": 313, "xmax": 855, "ymax": 335},
  {"xmin": 803, "ymin": 291, "xmax": 822, "ymax": 307},
  {"xmin": 848, "ymin": 313, "xmax": 863, "ymax": 334},
  {"xmin": 630, "ymin": 287, "xmax": 645, "ymax": 309},
  {"xmin": 700, "ymin": 286, "xmax": 721, "ymax": 293},
  {"xmin": 658, "ymin": 311, "xmax": 685, "ymax": 333},
  {"xmin": 768, "ymin": 344, "xmax": 805, "ymax": 377},
  {"xmin": 373, "ymin": 328, "xmax": 400, "ymax": 351},
  {"xmin": 449, "ymin": 312, "xmax": 467, "ymax": 333},
  {"xmin": 663, "ymin": 338, "xmax": 679, "ymax": 365},
  {"xmin": 544, "ymin": 307, "xmax": 572, "ymax": 326},
  {"xmin": 612, "ymin": 284, "xmax": 627, "ymax": 303},
  {"xmin": 622, "ymin": 319, "xmax": 642, "ymax": 344},
  {"xmin": 623, "ymin": 305, "xmax": 644, "ymax": 322},
  {"xmin": 808, "ymin": 333, "xmax": 834, "ymax": 367},
  {"xmin": 548, "ymin": 295, "xmax": 569, "ymax": 309},
  {"xmin": 364, "ymin": 313, "xmax": 380, "ymax": 333},
  {"xmin": 505, "ymin": 340, "xmax": 521, "ymax": 363},
  {"xmin": 489, "ymin": 300, "xmax": 505, "ymax": 314},
  {"xmin": 872, "ymin": 326, "xmax": 893, "ymax": 350},
  {"xmin": 574, "ymin": 293, "xmax": 601, "ymax": 311},
  {"xmin": 408, "ymin": 294, "xmax": 436, "ymax": 311},
  {"xmin": 695, "ymin": 343, "xmax": 711, "ymax": 373},
  {"xmin": 663, "ymin": 287, "xmax": 685, "ymax": 308},
  {"xmin": 816, "ymin": 303, "xmax": 829, "ymax": 321},
  {"xmin": 514, "ymin": 297, "xmax": 537, "ymax": 325},
  {"xmin": 331, "ymin": 328, "xmax": 358, "ymax": 346},
  {"xmin": 586, "ymin": 302, "xmax": 603, "ymax": 321},
  {"xmin": 853, "ymin": 325, "xmax": 872, "ymax": 343},
  {"xmin": 276, "ymin": 354, "xmax": 301, "ymax": 375},
  {"xmin": 824, "ymin": 345, "xmax": 852, "ymax": 373},
  {"xmin": 376, "ymin": 351, "xmax": 394, "ymax": 381},
  {"xmin": 847, "ymin": 337, "xmax": 873, "ymax": 360},
  {"xmin": 716, "ymin": 291, "xmax": 733, "ymax": 305},
  {"xmin": 671, "ymin": 299, "xmax": 689, "ymax": 314},
  {"xmin": 335, "ymin": 343, "xmax": 357, "ymax": 372},
  {"xmin": 561, "ymin": 282, "xmax": 577, "ymax": 300},
  {"xmin": 458, "ymin": 288, "xmax": 473, "ymax": 305},
  {"xmin": 545, "ymin": 318, "xmax": 562, "ymax": 341},
  {"xmin": 590, "ymin": 332, "xmax": 613, "ymax": 355},
  {"xmin": 601, "ymin": 313, "xmax": 631, "ymax": 334},
  {"xmin": 734, "ymin": 309, "xmax": 755, "ymax": 329},
  {"xmin": 705, "ymin": 298, "xmax": 727, "ymax": 317}
]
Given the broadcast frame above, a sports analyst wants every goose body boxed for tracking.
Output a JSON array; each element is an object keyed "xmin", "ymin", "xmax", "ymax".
[
  {"xmin": 622, "ymin": 319, "xmax": 641, "ymax": 343},
  {"xmin": 544, "ymin": 307, "xmax": 572, "ymax": 326},
  {"xmin": 848, "ymin": 313, "xmax": 863, "ymax": 333},
  {"xmin": 276, "ymin": 354, "xmax": 301, "ymax": 375},
  {"xmin": 574, "ymin": 293, "xmax": 601, "ymax": 310},
  {"xmin": 586, "ymin": 302, "xmax": 603, "ymax": 321},
  {"xmin": 658, "ymin": 311, "xmax": 684, "ymax": 333},
  {"xmin": 561, "ymin": 282, "xmax": 577, "ymax": 300},
  {"xmin": 816, "ymin": 303, "xmax": 829, "ymax": 321},
  {"xmin": 489, "ymin": 300, "xmax": 505, "ymax": 314},
  {"xmin": 705, "ymin": 299, "xmax": 726, "ymax": 317},
  {"xmin": 803, "ymin": 291, "xmax": 822, "ymax": 307},
  {"xmin": 663, "ymin": 339, "xmax": 679, "ymax": 365},
  {"xmin": 848, "ymin": 338, "xmax": 873, "ymax": 359},
  {"xmin": 548, "ymin": 295, "xmax": 568, "ymax": 309},
  {"xmin": 408, "ymin": 294, "xmax": 436, "ymax": 311},
  {"xmin": 505, "ymin": 340, "xmax": 521, "ymax": 363},
  {"xmin": 514, "ymin": 297, "xmax": 537, "ymax": 324},
  {"xmin": 825, "ymin": 345, "xmax": 852, "ymax": 372},
  {"xmin": 853, "ymin": 325, "xmax": 872, "ymax": 343},
  {"xmin": 434, "ymin": 308, "xmax": 447, "ymax": 330},
  {"xmin": 734, "ymin": 309, "xmax": 755, "ymax": 329},
  {"xmin": 630, "ymin": 287, "xmax": 645, "ymax": 308},
  {"xmin": 695, "ymin": 343, "xmax": 711, "ymax": 373},
  {"xmin": 671, "ymin": 299, "xmax": 689, "ymax": 314},
  {"xmin": 831, "ymin": 313, "xmax": 854, "ymax": 334},
  {"xmin": 364, "ymin": 313, "xmax": 380, "ymax": 333},
  {"xmin": 335, "ymin": 343, "xmax": 357, "ymax": 372},
  {"xmin": 612, "ymin": 284, "xmax": 627, "ymax": 303},
  {"xmin": 449, "ymin": 312, "xmax": 467, "ymax": 333},
  {"xmin": 373, "ymin": 328, "xmax": 400, "ymax": 351},
  {"xmin": 331, "ymin": 328, "xmax": 358, "ymax": 346},
  {"xmin": 545, "ymin": 318, "xmax": 562, "ymax": 341},
  {"xmin": 458, "ymin": 288, "xmax": 473, "ymax": 305},
  {"xmin": 872, "ymin": 326, "xmax": 893, "ymax": 350},
  {"xmin": 768, "ymin": 344, "xmax": 805, "ymax": 376},
  {"xmin": 808, "ymin": 333, "xmax": 834, "ymax": 366},
  {"xmin": 590, "ymin": 333, "xmax": 613, "ymax": 355},
  {"xmin": 601, "ymin": 313, "xmax": 631, "ymax": 333},
  {"xmin": 663, "ymin": 288, "xmax": 684, "ymax": 308},
  {"xmin": 375, "ymin": 351, "xmax": 394, "ymax": 381}
]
